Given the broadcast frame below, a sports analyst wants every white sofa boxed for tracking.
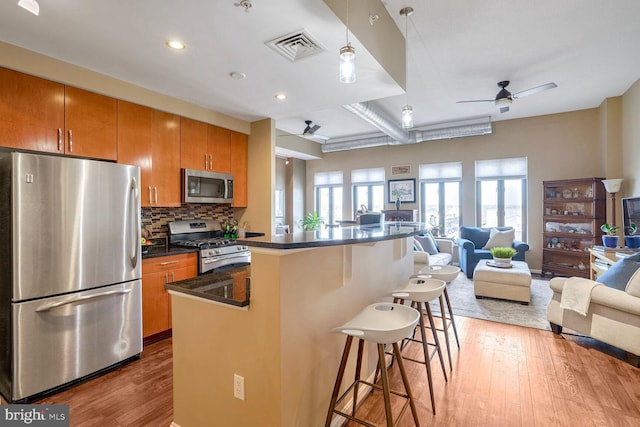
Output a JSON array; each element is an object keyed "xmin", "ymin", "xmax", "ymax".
[
  {"xmin": 413, "ymin": 238, "xmax": 454, "ymax": 274},
  {"xmin": 547, "ymin": 271, "xmax": 640, "ymax": 367}
]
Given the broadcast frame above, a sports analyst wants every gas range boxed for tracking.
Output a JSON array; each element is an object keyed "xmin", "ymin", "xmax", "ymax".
[{"xmin": 168, "ymin": 220, "xmax": 250, "ymax": 274}]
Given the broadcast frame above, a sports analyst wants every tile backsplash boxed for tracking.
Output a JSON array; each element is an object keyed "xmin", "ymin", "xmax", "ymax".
[{"xmin": 142, "ymin": 204, "xmax": 235, "ymax": 239}]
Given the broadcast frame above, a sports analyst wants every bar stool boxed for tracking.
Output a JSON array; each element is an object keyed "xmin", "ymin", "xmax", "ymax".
[
  {"xmin": 325, "ymin": 302, "xmax": 421, "ymax": 427},
  {"xmin": 390, "ymin": 277, "xmax": 448, "ymax": 415},
  {"xmin": 415, "ymin": 265, "xmax": 462, "ymax": 367}
]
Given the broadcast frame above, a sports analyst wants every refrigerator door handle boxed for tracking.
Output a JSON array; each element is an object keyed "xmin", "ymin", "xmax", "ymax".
[
  {"xmin": 130, "ymin": 177, "xmax": 140, "ymax": 269},
  {"xmin": 35, "ymin": 289, "xmax": 133, "ymax": 312}
]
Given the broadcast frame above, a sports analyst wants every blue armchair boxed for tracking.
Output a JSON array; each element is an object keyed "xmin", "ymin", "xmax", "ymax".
[{"xmin": 457, "ymin": 226, "xmax": 530, "ymax": 278}]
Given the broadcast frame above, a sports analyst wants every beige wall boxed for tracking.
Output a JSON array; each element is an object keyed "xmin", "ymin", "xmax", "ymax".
[
  {"xmin": 622, "ymin": 79, "xmax": 640, "ymax": 198},
  {"xmin": 306, "ymin": 109, "xmax": 604, "ymax": 271}
]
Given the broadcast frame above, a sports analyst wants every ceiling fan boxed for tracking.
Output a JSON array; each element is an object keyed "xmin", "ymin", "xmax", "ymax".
[
  {"xmin": 457, "ymin": 80, "xmax": 557, "ymax": 113},
  {"xmin": 302, "ymin": 120, "xmax": 321, "ymax": 136}
]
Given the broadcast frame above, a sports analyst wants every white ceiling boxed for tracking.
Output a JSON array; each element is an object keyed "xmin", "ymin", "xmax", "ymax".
[{"xmin": 2, "ymin": 0, "xmax": 639, "ymax": 149}]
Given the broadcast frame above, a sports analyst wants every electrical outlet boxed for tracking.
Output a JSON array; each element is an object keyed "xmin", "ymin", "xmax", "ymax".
[{"xmin": 234, "ymin": 374, "xmax": 245, "ymax": 400}]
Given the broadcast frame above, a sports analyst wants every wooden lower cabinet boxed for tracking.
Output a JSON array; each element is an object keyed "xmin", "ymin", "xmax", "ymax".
[{"xmin": 142, "ymin": 253, "xmax": 197, "ymax": 341}]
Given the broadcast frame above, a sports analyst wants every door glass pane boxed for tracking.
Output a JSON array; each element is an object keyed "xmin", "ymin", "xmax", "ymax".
[
  {"xmin": 371, "ymin": 185, "xmax": 384, "ymax": 212},
  {"xmin": 422, "ymin": 182, "xmax": 439, "ymax": 227},
  {"xmin": 332, "ymin": 187, "xmax": 343, "ymax": 223},
  {"xmin": 444, "ymin": 182, "xmax": 460, "ymax": 237},
  {"xmin": 317, "ymin": 187, "xmax": 330, "ymax": 225},
  {"xmin": 504, "ymin": 179, "xmax": 523, "ymax": 240},
  {"xmin": 480, "ymin": 180, "xmax": 498, "ymax": 228},
  {"xmin": 354, "ymin": 185, "xmax": 369, "ymax": 214}
]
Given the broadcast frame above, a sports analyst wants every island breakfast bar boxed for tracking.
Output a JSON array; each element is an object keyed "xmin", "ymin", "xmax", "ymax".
[{"xmin": 169, "ymin": 223, "xmax": 428, "ymax": 427}]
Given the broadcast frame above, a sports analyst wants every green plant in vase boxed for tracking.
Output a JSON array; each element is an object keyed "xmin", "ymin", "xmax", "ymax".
[
  {"xmin": 489, "ymin": 246, "xmax": 517, "ymax": 265},
  {"xmin": 600, "ymin": 223, "xmax": 620, "ymax": 248},
  {"xmin": 301, "ymin": 211, "xmax": 324, "ymax": 231}
]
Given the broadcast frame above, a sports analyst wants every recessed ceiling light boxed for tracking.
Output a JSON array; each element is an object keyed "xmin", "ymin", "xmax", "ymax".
[
  {"xmin": 275, "ymin": 93, "xmax": 287, "ymax": 101},
  {"xmin": 229, "ymin": 71, "xmax": 246, "ymax": 80},
  {"xmin": 167, "ymin": 40, "xmax": 186, "ymax": 50}
]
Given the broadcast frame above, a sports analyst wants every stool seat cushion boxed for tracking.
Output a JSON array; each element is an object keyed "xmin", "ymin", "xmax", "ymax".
[
  {"xmin": 332, "ymin": 303, "xmax": 420, "ymax": 344},
  {"xmin": 393, "ymin": 277, "xmax": 446, "ymax": 303}
]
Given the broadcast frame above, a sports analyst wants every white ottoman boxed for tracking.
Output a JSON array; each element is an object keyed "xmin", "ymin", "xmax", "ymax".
[{"xmin": 473, "ymin": 260, "xmax": 532, "ymax": 304}]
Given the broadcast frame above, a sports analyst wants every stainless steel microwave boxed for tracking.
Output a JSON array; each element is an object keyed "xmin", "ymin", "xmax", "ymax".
[{"xmin": 182, "ymin": 169, "xmax": 234, "ymax": 204}]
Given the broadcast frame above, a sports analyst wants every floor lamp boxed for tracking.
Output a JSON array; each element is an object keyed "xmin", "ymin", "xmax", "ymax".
[{"xmin": 602, "ymin": 178, "xmax": 624, "ymax": 230}]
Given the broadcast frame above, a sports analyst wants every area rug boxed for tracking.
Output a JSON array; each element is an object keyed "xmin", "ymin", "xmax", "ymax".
[{"xmin": 429, "ymin": 272, "xmax": 553, "ymax": 330}]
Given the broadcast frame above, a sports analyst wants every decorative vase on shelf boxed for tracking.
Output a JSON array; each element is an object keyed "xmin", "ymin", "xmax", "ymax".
[
  {"xmin": 602, "ymin": 235, "xmax": 618, "ymax": 248},
  {"xmin": 395, "ymin": 197, "xmax": 401, "ymax": 210}
]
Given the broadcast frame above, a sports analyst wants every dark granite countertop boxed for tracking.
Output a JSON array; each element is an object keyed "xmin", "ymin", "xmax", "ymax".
[
  {"xmin": 235, "ymin": 222, "xmax": 429, "ymax": 249},
  {"xmin": 142, "ymin": 245, "xmax": 198, "ymax": 259},
  {"xmin": 165, "ymin": 266, "xmax": 250, "ymax": 307}
]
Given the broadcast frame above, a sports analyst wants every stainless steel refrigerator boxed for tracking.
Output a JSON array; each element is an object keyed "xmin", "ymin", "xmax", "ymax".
[{"xmin": 0, "ymin": 152, "xmax": 142, "ymax": 402}]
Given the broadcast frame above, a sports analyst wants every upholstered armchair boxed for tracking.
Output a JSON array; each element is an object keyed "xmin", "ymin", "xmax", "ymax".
[
  {"xmin": 547, "ymin": 254, "xmax": 640, "ymax": 366},
  {"xmin": 457, "ymin": 226, "xmax": 529, "ymax": 278}
]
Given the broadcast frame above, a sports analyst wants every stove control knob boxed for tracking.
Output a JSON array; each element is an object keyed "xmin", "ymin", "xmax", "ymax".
[{"xmin": 214, "ymin": 249, "xmax": 221, "ymax": 255}]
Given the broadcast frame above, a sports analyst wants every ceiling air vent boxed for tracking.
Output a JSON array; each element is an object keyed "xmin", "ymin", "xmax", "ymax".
[{"xmin": 266, "ymin": 29, "xmax": 325, "ymax": 62}]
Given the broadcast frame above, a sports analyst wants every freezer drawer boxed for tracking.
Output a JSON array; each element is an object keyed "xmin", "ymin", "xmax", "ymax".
[{"xmin": 10, "ymin": 280, "xmax": 142, "ymax": 401}]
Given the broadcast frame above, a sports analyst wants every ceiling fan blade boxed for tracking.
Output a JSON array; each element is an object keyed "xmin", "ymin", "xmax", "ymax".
[
  {"xmin": 456, "ymin": 99, "xmax": 495, "ymax": 104},
  {"xmin": 500, "ymin": 106, "xmax": 510, "ymax": 113},
  {"xmin": 309, "ymin": 124, "xmax": 321, "ymax": 134},
  {"xmin": 513, "ymin": 82, "xmax": 557, "ymax": 99}
]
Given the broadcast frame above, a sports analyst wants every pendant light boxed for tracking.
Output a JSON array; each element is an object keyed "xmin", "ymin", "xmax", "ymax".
[
  {"xmin": 339, "ymin": 0, "xmax": 356, "ymax": 83},
  {"xmin": 400, "ymin": 6, "xmax": 414, "ymax": 129}
]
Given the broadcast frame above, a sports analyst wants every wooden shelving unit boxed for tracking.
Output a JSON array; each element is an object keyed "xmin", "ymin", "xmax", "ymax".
[{"xmin": 542, "ymin": 177, "xmax": 606, "ymax": 278}]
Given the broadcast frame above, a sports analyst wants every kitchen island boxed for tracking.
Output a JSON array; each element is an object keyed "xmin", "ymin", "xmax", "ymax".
[{"xmin": 169, "ymin": 223, "xmax": 428, "ymax": 427}]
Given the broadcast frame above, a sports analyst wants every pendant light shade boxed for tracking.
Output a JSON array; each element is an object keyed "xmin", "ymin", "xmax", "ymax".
[
  {"xmin": 402, "ymin": 105, "xmax": 414, "ymax": 129},
  {"xmin": 339, "ymin": 44, "xmax": 356, "ymax": 83},
  {"xmin": 339, "ymin": 0, "xmax": 356, "ymax": 83},
  {"xmin": 400, "ymin": 6, "xmax": 414, "ymax": 128}
]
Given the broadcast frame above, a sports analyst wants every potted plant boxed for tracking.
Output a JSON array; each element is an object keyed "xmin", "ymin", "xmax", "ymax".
[
  {"xmin": 489, "ymin": 246, "xmax": 517, "ymax": 266},
  {"xmin": 600, "ymin": 223, "xmax": 620, "ymax": 248},
  {"xmin": 624, "ymin": 223, "xmax": 640, "ymax": 248},
  {"xmin": 301, "ymin": 211, "xmax": 324, "ymax": 231}
]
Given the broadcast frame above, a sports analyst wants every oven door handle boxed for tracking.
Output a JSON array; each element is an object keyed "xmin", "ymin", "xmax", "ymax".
[{"xmin": 202, "ymin": 253, "xmax": 250, "ymax": 264}]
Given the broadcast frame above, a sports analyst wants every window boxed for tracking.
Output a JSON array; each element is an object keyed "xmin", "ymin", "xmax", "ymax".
[
  {"xmin": 419, "ymin": 162, "xmax": 462, "ymax": 237},
  {"xmin": 314, "ymin": 171, "xmax": 343, "ymax": 225},
  {"xmin": 475, "ymin": 157, "xmax": 527, "ymax": 241},
  {"xmin": 352, "ymin": 168, "xmax": 385, "ymax": 215}
]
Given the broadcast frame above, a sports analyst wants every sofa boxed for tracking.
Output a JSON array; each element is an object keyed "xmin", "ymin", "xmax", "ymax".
[
  {"xmin": 547, "ymin": 268, "xmax": 640, "ymax": 367},
  {"xmin": 413, "ymin": 234, "xmax": 454, "ymax": 274},
  {"xmin": 457, "ymin": 226, "xmax": 529, "ymax": 278}
]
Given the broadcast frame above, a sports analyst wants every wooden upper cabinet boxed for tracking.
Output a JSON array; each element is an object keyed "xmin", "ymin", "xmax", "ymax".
[
  {"xmin": 180, "ymin": 117, "xmax": 209, "ymax": 171},
  {"xmin": 0, "ymin": 67, "xmax": 64, "ymax": 153},
  {"xmin": 208, "ymin": 125, "xmax": 231, "ymax": 173},
  {"xmin": 0, "ymin": 67, "xmax": 117, "ymax": 159},
  {"xmin": 117, "ymin": 100, "xmax": 181, "ymax": 207},
  {"xmin": 64, "ymin": 86, "xmax": 117, "ymax": 160},
  {"xmin": 230, "ymin": 131, "xmax": 248, "ymax": 207}
]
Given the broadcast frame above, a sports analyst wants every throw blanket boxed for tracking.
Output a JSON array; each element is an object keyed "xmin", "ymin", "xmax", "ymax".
[{"xmin": 560, "ymin": 277, "xmax": 601, "ymax": 316}]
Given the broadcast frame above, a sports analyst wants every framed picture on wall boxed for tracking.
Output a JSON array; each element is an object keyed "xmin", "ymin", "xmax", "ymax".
[{"xmin": 388, "ymin": 178, "xmax": 416, "ymax": 203}]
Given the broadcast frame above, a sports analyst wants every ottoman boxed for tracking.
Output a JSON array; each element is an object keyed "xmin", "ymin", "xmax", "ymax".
[{"xmin": 473, "ymin": 260, "xmax": 532, "ymax": 304}]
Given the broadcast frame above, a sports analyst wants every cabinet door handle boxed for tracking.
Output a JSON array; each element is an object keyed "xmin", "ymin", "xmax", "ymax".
[
  {"xmin": 57, "ymin": 128, "xmax": 62, "ymax": 151},
  {"xmin": 204, "ymin": 154, "xmax": 208, "ymax": 170},
  {"xmin": 165, "ymin": 273, "xmax": 168, "ymax": 284},
  {"xmin": 154, "ymin": 186, "xmax": 158, "ymax": 204},
  {"xmin": 171, "ymin": 272, "xmax": 175, "ymax": 282},
  {"xmin": 68, "ymin": 129, "xmax": 73, "ymax": 152},
  {"xmin": 159, "ymin": 261, "xmax": 179, "ymax": 266},
  {"xmin": 148, "ymin": 186, "xmax": 152, "ymax": 204},
  {"xmin": 208, "ymin": 154, "xmax": 212, "ymax": 170}
]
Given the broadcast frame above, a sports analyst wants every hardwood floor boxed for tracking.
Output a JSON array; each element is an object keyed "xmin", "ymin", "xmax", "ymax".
[{"xmin": 30, "ymin": 317, "xmax": 640, "ymax": 427}]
